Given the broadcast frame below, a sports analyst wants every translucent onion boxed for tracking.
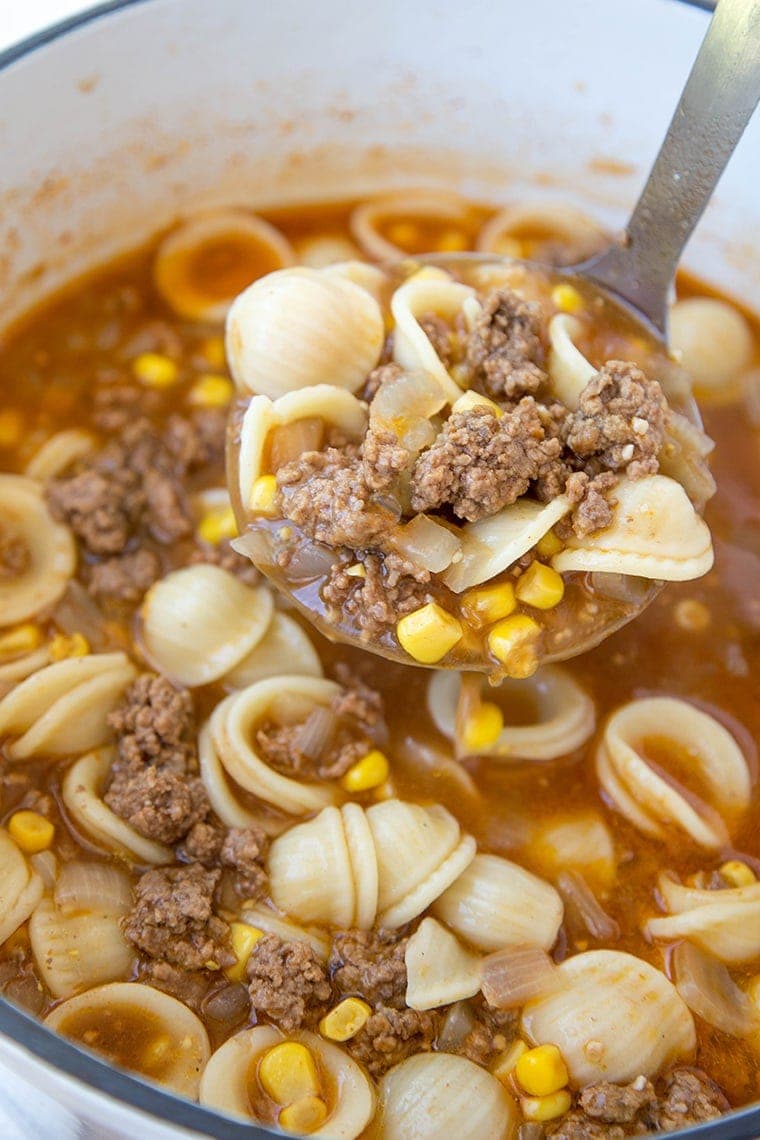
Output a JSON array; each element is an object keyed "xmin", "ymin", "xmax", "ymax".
[
  {"xmin": 29, "ymin": 850, "xmax": 57, "ymax": 889},
  {"xmin": 557, "ymin": 870, "xmax": 620, "ymax": 941},
  {"xmin": 437, "ymin": 1001, "xmax": 477, "ymax": 1052},
  {"xmin": 673, "ymin": 941, "xmax": 759, "ymax": 1037},
  {"xmin": 481, "ymin": 945, "xmax": 560, "ymax": 1010},
  {"xmin": 369, "ymin": 368, "xmax": 447, "ymax": 448},
  {"xmin": 54, "ymin": 860, "xmax": 133, "ymax": 917},
  {"xmin": 390, "ymin": 514, "xmax": 462, "ymax": 573},
  {"xmin": 298, "ymin": 705, "xmax": 338, "ymax": 761}
]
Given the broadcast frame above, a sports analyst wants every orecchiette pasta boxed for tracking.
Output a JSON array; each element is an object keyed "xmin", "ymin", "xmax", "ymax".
[
  {"xmin": 428, "ymin": 666, "xmax": 595, "ymax": 761},
  {"xmin": 239, "ymin": 902, "xmax": 330, "ymax": 959},
  {"xmin": 432, "ymin": 853, "xmax": 563, "ymax": 953},
  {"xmin": 646, "ymin": 873, "xmax": 760, "ymax": 963},
  {"xmin": 0, "ymin": 474, "xmax": 77, "ymax": 626},
  {"xmin": 349, "ymin": 190, "xmax": 472, "ymax": 260},
  {"xmin": 62, "ymin": 748, "xmax": 173, "ymax": 864},
  {"xmin": 476, "ymin": 201, "xmax": 607, "ymax": 264},
  {"xmin": 522, "ymin": 949, "xmax": 696, "ymax": 1086},
  {"xmin": 390, "ymin": 269, "xmax": 476, "ymax": 403},
  {"xmin": 24, "ymin": 430, "xmax": 95, "ymax": 482},
  {"xmin": 140, "ymin": 565, "xmax": 274, "ymax": 686},
  {"xmin": 198, "ymin": 721, "xmax": 280, "ymax": 834},
  {"xmin": 670, "ymin": 297, "xmax": 754, "ymax": 395},
  {"xmin": 0, "ymin": 827, "xmax": 44, "ymax": 944},
  {"xmin": 294, "ymin": 233, "xmax": 363, "ymax": 267},
  {"xmin": 404, "ymin": 917, "xmax": 482, "ymax": 1011},
  {"xmin": 226, "ymin": 265, "xmax": 384, "ymax": 398},
  {"xmin": 199, "ymin": 1025, "xmax": 375, "ymax": 1137},
  {"xmin": 0, "ymin": 652, "xmax": 136, "ymax": 759},
  {"xmin": 596, "ymin": 697, "xmax": 751, "ymax": 849},
  {"xmin": 377, "ymin": 1052, "xmax": 519, "ymax": 1140},
  {"xmin": 45, "ymin": 982, "xmax": 210, "ymax": 1098},
  {"xmin": 226, "ymin": 612, "xmax": 322, "ymax": 688},
  {"xmin": 547, "ymin": 313, "xmax": 597, "ymax": 409}
]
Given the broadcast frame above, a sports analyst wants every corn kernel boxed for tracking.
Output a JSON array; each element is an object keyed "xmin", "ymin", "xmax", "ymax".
[
  {"xmin": 536, "ymin": 529, "xmax": 563, "ymax": 558},
  {"xmin": 516, "ymin": 1044, "xmax": 569, "ymax": 1097},
  {"xmin": 49, "ymin": 632, "xmax": 90, "ymax": 661},
  {"xmin": 197, "ymin": 505, "xmax": 238, "ymax": 546},
  {"xmin": 515, "ymin": 562, "xmax": 565, "ymax": 610},
  {"xmin": 187, "ymin": 373, "xmax": 233, "ymax": 408},
  {"xmin": 249, "ymin": 475, "xmax": 279, "ymax": 518},
  {"xmin": 488, "ymin": 614, "xmax": 541, "ymax": 678},
  {"xmin": 491, "ymin": 1039, "xmax": 529, "ymax": 1084},
  {"xmin": 462, "ymin": 701, "xmax": 504, "ymax": 753},
  {"xmin": 437, "ymin": 229, "xmax": 468, "ymax": 253},
  {"xmin": 259, "ymin": 1042, "xmax": 320, "ymax": 1105},
  {"xmin": 387, "ymin": 221, "xmax": 419, "ymax": 248},
  {"xmin": 461, "ymin": 582, "xmax": 516, "ymax": 628},
  {"xmin": 132, "ymin": 353, "xmax": 179, "ymax": 388},
  {"xmin": 551, "ymin": 283, "xmax": 584, "ymax": 314},
  {"xmin": 279, "ymin": 1096, "xmax": 328, "ymax": 1134},
  {"xmin": 719, "ymin": 860, "xmax": 756, "ymax": 889},
  {"xmin": 8, "ymin": 811, "xmax": 54, "ymax": 854},
  {"xmin": 0, "ymin": 624, "xmax": 43, "ymax": 658},
  {"xmin": 200, "ymin": 336, "xmax": 227, "ymax": 370},
  {"xmin": 0, "ymin": 409, "xmax": 24, "ymax": 448},
  {"xmin": 342, "ymin": 750, "xmax": 390, "ymax": 793},
  {"xmin": 397, "ymin": 602, "xmax": 463, "ymax": 664},
  {"xmin": 521, "ymin": 1089, "xmax": 572, "ymax": 1122},
  {"xmin": 319, "ymin": 997, "xmax": 372, "ymax": 1042},
  {"xmin": 451, "ymin": 390, "xmax": 503, "ymax": 418},
  {"xmin": 225, "ymin": 923, "xmax": 264, "ymax": 982},
  {"xmin": 345, "ymin": 563, "xmax": 366, "ymax": 579}
]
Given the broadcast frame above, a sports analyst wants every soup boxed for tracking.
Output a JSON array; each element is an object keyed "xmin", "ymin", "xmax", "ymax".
[{"xmin": 0, "ymin": 191, "xmax": 758, "ymax": 1139}]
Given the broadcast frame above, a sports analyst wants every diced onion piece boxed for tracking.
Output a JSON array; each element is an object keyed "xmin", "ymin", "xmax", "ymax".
[
  {"xmin": 557, "ymin": 870, "xmax": 620, "ymax": 941},
  {"xmin": 437, "ymin": 1001, "xmax": 477, "ymax": 1052},
  {"xmin": 298, "ymin": 706, "xmax": 338, "ymax": 761},
  {"xmin": 673, "ymin": 940, "xmax": 759, "ymax": 1037},
  {"xmin": 390, "ymin": 515, "xmax": 462, "ymax": 574},
  {"xmin": 481, "ymin": 945, "xmax": 560, "ymax": 1010},
  {"xmin": 54, "ymin": 860, "xmax": 133, "ymax": 917}
]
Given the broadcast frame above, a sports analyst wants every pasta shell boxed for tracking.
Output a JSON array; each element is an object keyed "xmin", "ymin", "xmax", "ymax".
[
  {"xmin": 0, "ymin": 652, "xmax": 136, "ymax": 759},
  {"xmin": 200, "ymin": 1025, "xmax": 375, "ymax": 1137},
  {"xmin": 552, "ymin": 475, "xmax": 714, "ymax": 581},
  {"xmin": 350, "ymin": 190, "xmax": 471, "ymax": 260},
  {"xmin": 390, "ymin": 270, "xmax": 476, "ymax": 403},
  {"xmin": 29, "ymin": 895, "xmax": 134, "ymax": 999},
  {"xmin": 405, "ymin": 918, "xmax": 482, "ymax": 1010},
  {"xmin": 154, "ymin": 209, "xmax": 294, "ymax": 322},
  {"xmin": 378, "ymin": 1052, "xmax": 519, "ymax": 1140},
  {"xmin": 45, "ymin": 981, "xmax": 210, "ymax": 1098},
  {"xmin": 443, "ymin": 496, "xmax": 571, "ymax": 593},
  {"xmin": 0, "ymin": 827, "xmax": 43, "ymax": 943},
  {"xmin": 646, "ymin": 874, "xmax": 760, "ymax": 963},
  {"xmin": 596, "ymin": 696, "xmax": 751, "ymax": 849},
  {"xmin": 367, "ymin": 800, "xmax": 476, "ymax": 929},
  {"xmin": 433, "ymin": 854, "xmax": 563, "ymax": 953},
  {"xmin": 476, "ymin": 202, "xmax": 607, "ymax": 264},
  {"xmin": 239, "ymin": 903, "xmax": 330, "ymax": 960},
  {"xmin": 547, "ymin": 313, "xmax": 596, "ymax": 409},
  {"xmin": 24, "ymin": 430, "xmax": 95, "ymax": 482},
  {"xmin": 670, "ymin": 297, "xmax": 753, "ymax": 396},
  {"xmin": 140, "ymin": 565, "xmax": 273, "ymax": 686},
  {"xmin": 0, "ymin": 474, "xmax": 76, "ymax": 626},
  {"xmin": 208, "ymin": 676, "xmax": 341, "ymax": 815},
  {"xmin": 237, "ymin": 384, "xmax": 368, "ymax": 508},
  {"xmin": 268, "ymin": 805, "xmax": 361, "ymax": 929},
  {"xmin": 428, "ymin": 665, "xmax": 595, "ymax": 761},
  {"xmin": 522, "ymin": 949, "xmax": 696, "ymax": 1086},
  {"xmin": 0, "ymin": 645, "xmax": 52, "ymax": 691},
  {"xmin": 62, "ymin": 748, "xmax": 173, "ymax": 865},
  {"xmin": 325, "ymin": 260, "xmax": 389, "ymax": 304},
  {"xmin": 226, "ymin": 266, "xmax": 384, "ymax": 398},
  {"xmin": 226, "ymin": 612, "xmax": 323, "ymax": 688},
  {"xmin": 197, "ymin": 720, "xmax": 281, "ymax": 834},
  {"xmin": 294, "ymin": 235, "xmax": 363, "ymax": 267}
]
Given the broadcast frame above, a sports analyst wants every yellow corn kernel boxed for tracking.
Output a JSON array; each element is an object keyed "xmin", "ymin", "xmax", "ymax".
[
  {"xmin": 397, "ymin": 602, "xmax": 463, "ymax": 664},
  {"xmin": 536, "ymin": 529, "xmax": 563, "ymax": 558},
  {"xmin": 319, "ymin": 997, "xmax": 372, "ymax": 1042},
  {"xmin": 225, "ymin": 923, "xmax": 264, "ymax": 982},
  {"xmin": 521, "ymin": 1089, "xmax": 572, "ymax": 1123},
  {"xmin": 437, "ymin": 229, "xmax": 468, "ymax": 253},
  {"xmin": 250, "ymin": 475, "xmax": 279, "ymax": 518},
  {"xmin": 491, "ymin": 1039, "xmax": 529, "ymax": 1084},
  {"xmin": 461, "ymin": 582, "xmax": 516, "ymax": 628},
  {"xmin": 8, "ymin": 811, "xmax": 55, "ymax": 854},
  {"xmin": 488, "ymin": 614, "xmax": 541, "ymax": 678},
  {"xmin": 345, "ymin": 563, "xmax": 366, "ymax": 579},
  {"xmin": 197, "ymin": 505, "xmax": 238, "ymax": 546},
  {"xmin": 551, "ymin": 283, "xmax": 584, "ymax": 314},
  {"xmin": 515, "ymin": 1044, "xmax": 569, "ymax": 1097},
  {"xmin": 49, "ymin": 632, "xmax": 90, "ymax": 661},
  {"xmin": 462, "ymin": 701, "xmax": 504, "ymax": 753},
  {"xmin": 342, "ymin": 750, "xmax": 390, "ymax": 793},
  {"xmin": 720, "ymin": 860, "xmax": 756, "ymax": 889},
  {"xmin": 515, "ymin": 562, "xmax": 565, "ymax": 611},
  {"xmin": 0, "ymin": 409, "xmax": 24, "ymax": 447},
  {"xmin": 451, "ymin": 390, "xmax": 504, "ymax": 418},
  {"xmin": 132, "ymin": 352, "xmax": 179, "ymax": 388},
  {"xmin": 387, "ymin": 221, "xmax": 419, "ymax": 248},
  {"xmin": 187, "ymin": 373, "xmax": 234, "ymax": 409},
  {"xmin": 259, "ymin": 1042, "xmax": 320, "ymax": 1105},
  {"xmin": 200, "ymin": 336, "xmax": 227, "ymax": 370},
  {"xmin": 0, "ymin": 624, "xmax": 43, "ymax": 658},
  {"xmin": 279, "ymin": 1096, "xmax": 328, "ymax": 1134}
]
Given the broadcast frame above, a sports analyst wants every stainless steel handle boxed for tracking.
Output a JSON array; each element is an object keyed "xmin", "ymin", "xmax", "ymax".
[{"xmin": 581, "ymin": 0, "xmax": 760, "ymax": 335}]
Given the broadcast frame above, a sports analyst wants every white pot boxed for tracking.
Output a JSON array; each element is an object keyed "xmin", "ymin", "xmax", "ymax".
[{"xmin": 0, "ymin": 1, "xmax": 757, "ymax": 1137}]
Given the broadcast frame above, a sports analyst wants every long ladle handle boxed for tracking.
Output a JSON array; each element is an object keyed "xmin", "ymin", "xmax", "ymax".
[{"xmin": 581, "ymin": 0, "xmax": 760, "ymax": 336}]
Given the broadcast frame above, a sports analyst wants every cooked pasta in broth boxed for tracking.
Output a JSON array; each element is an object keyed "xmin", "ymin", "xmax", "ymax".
[{"xmin": 0, "ymin": 191, "xmax": 758, "ymax": 1139}]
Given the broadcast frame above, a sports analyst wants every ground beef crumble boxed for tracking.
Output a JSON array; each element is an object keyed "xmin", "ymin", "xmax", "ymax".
[
  {"xmin": 107, "ymin": 673, "xmax": 196, "ymax": 774},
  {"xmin": 88, "ymin": 548, "xmax": 161, "ymax": 602},
  {"xmin": 322, "ymin": 551, "xmax": 430, "ymax": 640},
  {"xmin": 246, "ymin": 934, "xmax": 331, "ymax": 1032},
  {"xmin": 419, "ymin": 312, "xmax": 454, "ymax": 367},
  {"xmin": 647, "ymin": 1068, "xmax": 730, "ymax": 1131},
  {"xmin": 122, "ymin": 864, "xmax": 232, "ymax": 970},
  {"xmin": 466, "ymin": 287, "xmax": 547, "ymax": 399},
  {"xmin": 220, "ymin": 826, "xmax": 269, "ymax": 900},
  {"xmin": 347, "ymin": 1005, "xmax": 439, "ymax": 1077},
  {"xmin": 361, "ymin": 427, "xmax": 412, "ymax": 493},
  {"xmin": 330, "ymin": 928, "xmax": 409, "ymax": 1009}
]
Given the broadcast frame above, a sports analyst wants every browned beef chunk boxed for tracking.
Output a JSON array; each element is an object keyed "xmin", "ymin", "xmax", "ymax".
[
  {"xmin": 220, "ymin": 826, "xmax": 269, "ymax": 900},
  {"xmin": 548, "ymin": 1112, "xmax": 626, "ymax": 1139},
  {"xmin": 246, "ymin": 934, "xmax": 331, "ymax": 1032},
  {"xmin": 457, "ymin": 998, "xmax": 518, "ymax": 1066},
  {"xmin": 138, "ymin": 959, "xmax": 214, "ymax": 1014},
  {"xmin": 410, "ymin": 400, "xmax": 564, "ymax": 522},
  {"xmin": 164, "ymin": 409, "xmax": 227, "ymax": 472},
  {"xmin": 322, "ymin": 552, "xmax": 430, "ymax": 639},
  {"xmin": 466, "ymin": 287, "xmax": 547, "ymax": 399},
  {"xmin": 564, "ymin": 361, "xmax": 667, "ymax": 478},
  {"xmin": 123, "ymin": 864, "xmax": 232, "ymax": 970},
  {"xmin": 105, "ymin": 765, "xmax": 209, "ymax": 846},
  {"xmin": 565, "ymin": 470, "xmax": 618, "ymax": 538},
  {"xmin": 347, "ymin": 1005, "xmax": 439, "ymax": 1077},
  {"xmin": 330, "ymin": 928, "xmax": 409, "ymax": 1009},
  {"xmin": 47, "ymin": 467, "xmax": 142, "ymax": 556},
  {"xmin": 361, "ymin": 427, "xmax": 412, "ymax": 493},
  {"xmin": 88, "ymin": 548, "xmax": 160, "ymax": 602},
  {"xmin": 646, "ymin": 1068, "xmax": 730, "ymax": 1131},
  {"xmin": 108, "ymin": 673, "xmax": 196, "ymax": 774},
  {"xmin": 180, "ymin": 820, "xmax": 225, "ymax": 865},
  {"xmin": 419, "ymin": 312, "xmax": 454, "ymax": 367},
  {"xmin": 579, "ymin": 1076, "xmax": 657, "ymax": 1124},
  {"xmin": 363, "ymin": 362, "xmax": 403, "ymax": 403}
]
